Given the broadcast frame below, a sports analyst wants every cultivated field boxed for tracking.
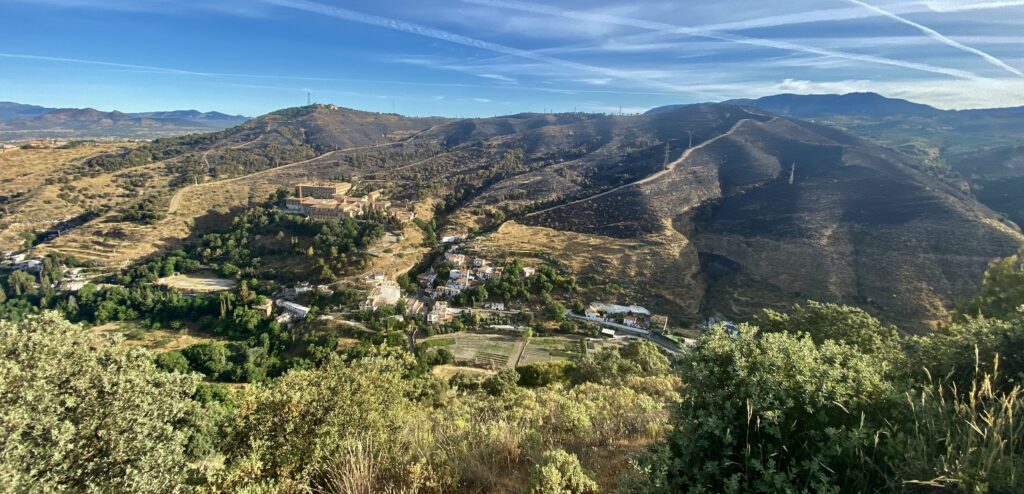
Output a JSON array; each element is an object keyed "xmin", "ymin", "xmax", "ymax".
[
  {"xmin": 421, "ymin": 332, "xmax": 586, "ymax": 369},
  {"xmin": 157, "ymin": 273, "xmax": 237, "ymax": 292}
]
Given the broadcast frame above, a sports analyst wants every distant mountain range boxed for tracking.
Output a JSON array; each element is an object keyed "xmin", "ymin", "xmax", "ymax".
[
  {"xmin": 724, "ymin": 92, "xmax": 1024, "ymax": 118},
  {"xmin": 0, "ymin": 102, "xmax": 249, "ymax": 140}
]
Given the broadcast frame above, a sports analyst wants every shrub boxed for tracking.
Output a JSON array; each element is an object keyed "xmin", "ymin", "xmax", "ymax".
[
  {"xmin": 527, "ymin": 449, "xmax": 599, "ymax": 494},
  {"xmin": 0, "ymin": 312, "xmax": 202, "ymax": 492}
]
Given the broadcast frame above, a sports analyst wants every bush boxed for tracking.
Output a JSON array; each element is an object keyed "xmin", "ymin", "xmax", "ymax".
[
  {"xmin": 0, "ymin": 312, "xmax": 202, "ymax": 492},
  {"xmin": 527, "ymin": 449, "xmax": 599, "ymax": 494},
  {"xmin": 155, "ymin": 350, "xmax": 191, "ymax": 374},
  {"xmin": 643, "ymin": 325, "xmax": 899, "ymax": 493}
]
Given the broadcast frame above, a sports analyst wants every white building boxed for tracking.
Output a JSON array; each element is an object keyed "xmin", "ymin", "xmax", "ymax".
[
  {"xmin": 276, "ymin": 300, "xmax": 311, "ymax": 319},
  {"xmin": 361, "ymin": 281, "xmax": 402, "ymax": 311}
]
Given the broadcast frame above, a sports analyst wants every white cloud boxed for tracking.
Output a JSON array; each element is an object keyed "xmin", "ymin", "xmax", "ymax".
[{"xmin": 478, "ymin": 73, "xmax": 517, "ymax": 83}]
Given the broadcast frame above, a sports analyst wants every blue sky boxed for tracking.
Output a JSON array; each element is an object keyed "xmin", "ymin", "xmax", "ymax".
[{"xmin": 1, "ymin": 0, "xmax": 1023, "ymax": 116}]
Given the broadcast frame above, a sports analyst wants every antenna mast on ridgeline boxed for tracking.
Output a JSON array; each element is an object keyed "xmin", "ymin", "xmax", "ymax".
[{"xmin": 307, "ymin": 92, "xmax": 312, "ymax": 106}]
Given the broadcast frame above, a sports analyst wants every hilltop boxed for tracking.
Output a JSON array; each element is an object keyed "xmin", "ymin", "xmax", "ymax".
[
  {"xmin": 6, "ymin": 102, "xmax": 1021, "ymax": 331},
  {"xmin": 697, "ymin": 92, "xmax": 1024, "ymax": 228}
]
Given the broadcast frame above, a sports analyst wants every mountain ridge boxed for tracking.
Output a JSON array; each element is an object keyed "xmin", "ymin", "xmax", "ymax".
[{"xmin": 0, "ymin": 101, "xmax": 249, "ymax": 140}]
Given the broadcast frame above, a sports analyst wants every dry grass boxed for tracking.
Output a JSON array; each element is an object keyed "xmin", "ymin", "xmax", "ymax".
[
  {"xmin": 431, "ymin": 364, "xmax": 498, "ymax": 380},
  {"xmin": 91, "ymin": 322, "xmax": 221, "ymax": 352},
  {"xmin": 156, "ymin": 273, "xmax": 237, "ymax": 292},
  {"xmin": 0, "ymin": 143, "xmax": 136, "ymax": 251}
]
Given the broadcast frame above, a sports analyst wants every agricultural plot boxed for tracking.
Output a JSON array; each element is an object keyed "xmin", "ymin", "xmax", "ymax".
[
  {"xmin": 421, "ymin": 332, "xmax": 521, "ymax": 369},
  {"xmin": 583, "ymin": 336, "xmax": 632, "ymax": 356},
  {"xmin": 421, "ymin": 333, "xmax": 585, "ymax": 368},
  {"xmin": 157, "ymin": 273, "xmax": 237, "ymax": 292},
  {"xmin": 519, "ymin": 336, "xmax": 584, "ymax": 365}
]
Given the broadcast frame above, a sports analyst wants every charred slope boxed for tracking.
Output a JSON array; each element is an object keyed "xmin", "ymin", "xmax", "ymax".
[{"xmin": 521, "ymin": 113, "xmax": 1022, "ymax": 330}]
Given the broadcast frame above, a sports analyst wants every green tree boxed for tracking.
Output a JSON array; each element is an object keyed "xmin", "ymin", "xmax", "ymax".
[
  {"xmin": 484, "ymin": 368, "xmax": 520, "ymax": 396},
  {"xmin": 7, "ymin": 270, "xmax": 35, "ymax": 296},
  {"xmin": 0, "ymin": 312, "xmax": 202, "ymax": 493},
  {"xmin": 213, "ymin": 349, "xmax": 431, "ymax": 492},
  {"xmin": 908, "ymin": 316, "xmax": 1024, "ymax": 391},
  {"xmin": 526, "ymin": 449, "xmax": 600, "ymax": 494},
  {"xmin": 755, "ymin": 301, "xmax": 903, "ymax": 365},
  {"xmin": 546, "ymin": 301, "xmax": 566, "ymax": 321},
  {"xmin": 155, "ymin": 350, "xmax": 192, "ymax": 374},
  {"xmin": 182, "ymin": 342, "xmax": 232, "ymax": 379},
  {"xmin": 958, "ymin": 249, "xmax": 1024, "ymax": 321},
  {"xmin": 639, "ymin": 325, "xmax": 898, "ymax": 493}
]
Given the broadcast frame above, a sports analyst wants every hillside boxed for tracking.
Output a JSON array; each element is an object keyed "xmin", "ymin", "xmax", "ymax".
[
  {"xmin": 0, "ymin": 102, "xmax": 249, "ymax": 140},
  {"xmin": 15, "ymin": 102, "xmax": 1021, "ymax": 331},
  {"xmin": 694, "ymin": 92, "xmax": 1024, "ymax": 233}
]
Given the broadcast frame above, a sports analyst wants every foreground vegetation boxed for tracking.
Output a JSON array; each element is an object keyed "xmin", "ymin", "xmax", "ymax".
[{"xmin": 2, "ymin": 246, "xmax": 1024, "ymax": 492}]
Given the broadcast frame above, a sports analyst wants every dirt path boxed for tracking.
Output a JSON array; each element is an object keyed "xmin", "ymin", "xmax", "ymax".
[
  {"xmin": 509, "ymin": 337, "xmax": 529, "ymax": 368},
  {"xmin": 526, "ymin": 116, "xmax": 764, "ymax": 217}
]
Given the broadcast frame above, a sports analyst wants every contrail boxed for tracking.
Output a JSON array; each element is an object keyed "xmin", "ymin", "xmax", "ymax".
[
  {"xmin": 463, "ymin": 0, "xmax": 983, "ymax": 80},
  {"xmin": 0, "ymin": 51, "xmax": 704, "ymax": 98},
  {"xmin": 847, "ymin": 0, "xmax": 1024, "ymax": 78},
  {"xmin": 260, "ymin": 0, "xmax": 727, "ymax": 98}
]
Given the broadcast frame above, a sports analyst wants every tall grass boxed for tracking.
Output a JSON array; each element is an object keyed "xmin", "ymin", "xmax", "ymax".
[{"xmin": 897, "ymin": 354, "xmax": 1023, "ymax": 493}]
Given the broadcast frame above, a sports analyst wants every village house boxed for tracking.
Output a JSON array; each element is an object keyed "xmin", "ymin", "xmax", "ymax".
[
  {"xmin": 484, "ymin": 302, "xmax": 506, "ymax": 311},
  {"xmin": 360, "ymin": 280, "xmax": 402, "ymax": 311},
  {"xmin": 522, "ymin": 266, "xmax": 537, "ymax": 277},
  {"xmin": 404, "ymin": 298, "xmax": 425, "ymax": 315},
  {"xmin": 445, "ymin": 252, "xmax": 466, "ymax": 267},
  {"xmin": 426, "ymin": 301, "xmax": 449, "ymax": 323},
  {"xmin": 285, "ymin": 181, "xmax": 406, "ymax": 223},
  {"xmin": 254, "ymin": 299, "xmax": 274, "ymax": 317},
  {"xmin": 434, "ymin": 285, "xmax": 462, "ymax": 298},
  {"xmin": 417, "ymin": 269, "xmax": 437, "ymax": 289},
  {"xmin": 449, "ymin": 268, "xmax": 469, "ymax": 280},
  {"xmin": 650, "ymin": 315, "xmax": 669, "ymax": 331},
  {"xmin": 276, "ymin": 299, "xmax": 311, "ymax": 319},
  {"xmin": 295, "ymin": 181, "xmax": 352, "ymax": 199},
  {"xmin": 472, "ymin": 257, "xmax": 487, "ymax": 268},
  {"xmin": 447, "ymin": 277, "xmax": 471, "ymax": 290},
  {"xmin": 283, "ymin": 282, "xmax": 312, "ymax": 298},
  {"xmin": 10, "ymin": 259, "xmax": 43, "ymax": 273}
]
